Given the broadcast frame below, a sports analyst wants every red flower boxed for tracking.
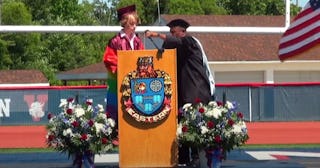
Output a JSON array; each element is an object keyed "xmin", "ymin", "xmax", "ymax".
[
  {"xmin": 214, "ymin": 135, "xmax": 222, "ymax": 143},
  {"xmin": 88, "ymin": 119, "xmax": 94, "ymax": 127},
  {"xmin": 66, "ymin": 108, "xmax": 73, "ymax": 115},
  {"xmin": 86, "ymin": 101, "xmax": 92, "ymax": 105},
  {"xmin": 217, "ymin": 101, "xmax": 223, "ymax": 106},
  {"xmin": 105, "ymin": 111, "xmax": 111, "ymax": 118},
  {"xmin": 67, "ymin": 98, "xmax": 74, "ymax": 102},
  {"xmin": 80, "ymin": 134, "xmax": 88, "ymax": 141},
  {"xmin": 47, "ymin": 113, "xmax": 53, "ymax": 120},
  {"xmin": 182, "ymin": 125, "xmax": 188, "ymax": 132},
  {"xmin": 198, "ymin": 107, "xmax": 205, "ymax": 113},
  {"xmin": 48, "ymin": 134, "xmax": 55, "ymax": 141},
  {"xmin": 237, "ymin": 112, "xmax": 243, "ymax": 119},
  {"xmin": 228, "ymin": 119, "xmax": 234, "ymax": 126},
  {"xmin": 101, "ymin": 137, "xmax": 108, "ymax": 144},
  {"xmin": 112, "ymin": 139, "xmax": 119, "ymax": 145},
  {"xmin": 72, "ymin": 121, "xmax": 79, "ymax": 127},
  {"xmin": 207, "ymin": 121, "xmax": 215, "ymax": 129}
]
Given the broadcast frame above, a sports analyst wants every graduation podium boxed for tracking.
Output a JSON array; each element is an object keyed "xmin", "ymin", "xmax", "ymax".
[{"xmin": 117, "ymin": 49, "xmax": 178, "ymax": 167}]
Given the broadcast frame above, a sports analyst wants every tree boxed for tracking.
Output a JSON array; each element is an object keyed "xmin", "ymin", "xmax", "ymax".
[
  {"xmin": 91, "ymin": 0, "xmax": 115, "ymax": 25},
  {"xmin": 2, "ymin": 1, "xmax": 32, "ymax": 25},
  {"xmin": 218, "ymin": 0, "xmax": 300, "ymax": 16},
  {"xmin": 167, "ymin": 0, "xmax": 204, "ymax": 15},
  {"xmin": 0, "ymin": 39, "xmax": 12, "ymax": 69},
  {"xmin": 1, "ymin": 1, "xmax": 42, "ymax": 69},
  {"xmin": 23, "ymin": 0, "xmax": 85, "ymax": 25},
  {"xmin": 21, "ymin": 0, "xmax": 52, "ymax": 24},
  {"xmin": 199, "ymin": 0, "xmax": 227, "ymax": 15}
]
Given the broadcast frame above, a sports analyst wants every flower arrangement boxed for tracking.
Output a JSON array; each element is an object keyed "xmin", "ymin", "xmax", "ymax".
[
  {"xmin": 177, "ymin": 100, "xmax": 249, "ymax": 154},
  {"xmin": 46, "ymin": 97, "xmax": 118, "ymax": 156}
]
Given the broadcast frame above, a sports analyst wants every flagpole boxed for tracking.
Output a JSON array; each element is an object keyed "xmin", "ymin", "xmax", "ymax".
[
  {"xmin": 157, "ymin": 0, "xmax": 161, "ymax": 24},
  {"xmin": 285, "ymin": 0, "xmax": 291, "ymax": 28}
]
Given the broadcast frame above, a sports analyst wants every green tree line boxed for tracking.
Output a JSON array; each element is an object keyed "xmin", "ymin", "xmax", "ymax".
[{"xmin": 0, "ymin": 0, "xmax": 300, "ymax": 85}]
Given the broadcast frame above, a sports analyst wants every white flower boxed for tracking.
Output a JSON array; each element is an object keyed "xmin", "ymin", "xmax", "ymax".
[
  {"xmin": 176, "ymin": 124, "xmax": 182, "ymax": 136},
  {"xmin": 107, "ymin": 118, "xmax": 115, "ymax": 127},
  {"xmin": 98, "ymin": 112, "xmax": 106, "ymax": 120},
  {"xmin": 205, "ymin": 107, "xmax": 222, "ymax": 119},
  {"xmin": 63, "ymin": 128, "xmax": 73, "ymax": 136},
  {"xmin": 225, "ymin": 101, "xmax": 234, "ymax": 109},
  {"xmin": 59, "ymin": 99, "xmax": 67, "ymax": 108},
  {"xmin": 232, "ymin": 124, "xmax": 242, "ymax": 133},
  {"xmin": 182, "ymin": 103, "xmax": 192, "ymax": 111},
  {"xmin": 200, "ymin": 126, "xmax": 209, "ymax": 134},
  {"xmin": 106, "ymin": 126, "xmax": 113, "ymax": 134},
  {"xmin": 74, "ymin": 107, "xmax": 85, "ymax": 117},
  {"xmin": 208, "ymin": 101, "xmax": 217, "ymax": 106},
  {"xmin": 94, "ymin": 122, "xmax": 104, "ymax": 134},
  {"xmin": 97, "ymin": 104, "xmax": 104, "ymax": 112},
  {"xmin": 224, "ymin": 130, "xmax": 231, "ymax": 138},
  {"xmin": 233, "ymin": 121, "xmax": 247, "ymax": 134}
]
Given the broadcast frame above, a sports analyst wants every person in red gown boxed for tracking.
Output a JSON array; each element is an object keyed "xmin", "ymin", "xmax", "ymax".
[{"xmin": 103, "ymin": 4, "xmax": 144, "ymax": 125}]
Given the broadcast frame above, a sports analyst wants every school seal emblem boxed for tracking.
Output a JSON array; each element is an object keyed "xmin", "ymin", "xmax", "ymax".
[{"xmin": 121, "ymin": 56, "xmax": 172, "ymax": 123}]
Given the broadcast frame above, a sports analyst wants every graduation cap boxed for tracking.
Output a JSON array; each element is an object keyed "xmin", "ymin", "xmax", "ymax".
[
  {"xmin": 166, "ymin": 19, "xmax": 190, "ymax": 29},
  {"xmin": 117, "ymin": 4, "xmax": 136, "ymax": 21}
]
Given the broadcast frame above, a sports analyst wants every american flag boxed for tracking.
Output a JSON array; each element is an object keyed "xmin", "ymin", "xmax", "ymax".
[{"xmin": 278, "ymin": 0, "xmax": 320, "ymax": 61}]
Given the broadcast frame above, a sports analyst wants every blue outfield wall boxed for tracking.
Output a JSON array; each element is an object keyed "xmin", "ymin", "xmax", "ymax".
[
  {"xmin": 215, "ymin": 82, "xmax": 320, "ymax": 122},
  {"xmin": 0, "ymin": 83, "xmax": 319, "ymax": 126},
  {"xmin": 0, "ymin": 86, "xmax": 108, "ymax": 126}
]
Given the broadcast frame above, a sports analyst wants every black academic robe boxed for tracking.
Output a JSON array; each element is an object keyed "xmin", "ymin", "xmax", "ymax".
[{"xmin": 163, "ymin": 35, "xmax": 212, "ymax": 107}]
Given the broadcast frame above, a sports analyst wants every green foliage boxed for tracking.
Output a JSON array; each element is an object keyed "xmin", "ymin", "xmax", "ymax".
[
  {"xmin": 218, "ymin": 0, "xmax": 299, "ymax": 16},
  {"xmin": 199, "ymin": 0, "xmax": 227, "ymax": 15},
  {"xmin": 140, "ymin": 0, "xmax": 159, "ymax": 25},
  {"xmin": 41, "ymin": 33, "xmax": 91, "ymax": 71},
  {"xmin": 22, "ymin": 0, "xmax": 52, "ymax": 23},
  {"xmin": 2, "ymin": 1, "xmax": 32, "ymax": 25},
  {"xmin": 167, "ymin": 0, "xmax": 204, "ymax": 15},
  {"xmin": 0, "ymin": 39, "xmax": 12, "ymax": 69},
  {"xmin": 91, "ymin": 0, "xmax": 117, "ymax": 25}
]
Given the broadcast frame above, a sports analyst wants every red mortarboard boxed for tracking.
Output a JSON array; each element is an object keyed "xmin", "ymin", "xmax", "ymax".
[
  {"xmin": 117, "ymin": 4, "xmax": 136, "ymax": 21},
  {"xmin": 167, "ymin": 19, "xmax": 190, "ymax": 29}
]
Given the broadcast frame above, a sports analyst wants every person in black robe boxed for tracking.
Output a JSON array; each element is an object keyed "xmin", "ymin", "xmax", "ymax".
[{"xmin": 145, "ymin": 19, "xmax": 215, "ymax": 167}]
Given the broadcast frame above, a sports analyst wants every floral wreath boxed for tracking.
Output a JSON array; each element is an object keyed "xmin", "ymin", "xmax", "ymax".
[{"xmin": 121, "ymin": 69, "xmax": 172, "ymax": 123}]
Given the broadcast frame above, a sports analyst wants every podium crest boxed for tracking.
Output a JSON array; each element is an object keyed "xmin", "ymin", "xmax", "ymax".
[{"xmin": 121, "ymin": 56, "xmax": 172, "ymax": 123}]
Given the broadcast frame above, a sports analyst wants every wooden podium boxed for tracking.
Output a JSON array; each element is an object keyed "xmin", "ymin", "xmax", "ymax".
[{"xmin": 117, "ymin": 49, "xmax": 178, "ymax": 167}]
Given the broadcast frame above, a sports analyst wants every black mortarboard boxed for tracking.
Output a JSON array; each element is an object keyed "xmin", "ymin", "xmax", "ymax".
[
  {"xmin": 166, "ymin": 19, "xmax": 190, "ymax": 29},
  {"xmin": 117, "ymin": 4, "xmax": 136, "ymax": 21}
]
